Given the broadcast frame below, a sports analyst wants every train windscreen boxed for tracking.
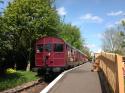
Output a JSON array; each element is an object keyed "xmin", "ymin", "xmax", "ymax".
[
  {"xmin": 44, "ymin": 43, "xmax": 52, "ymax": 52},
  {"xmin": 36, "ymin": 43, "xmax": 52, "ymax": 52},
  {"xmin": 37, "ymin": 44, "xmax": 43, "ymax": 52}
]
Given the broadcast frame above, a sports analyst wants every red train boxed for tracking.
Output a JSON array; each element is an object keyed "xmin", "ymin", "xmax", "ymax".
[{"xmin": 35, "ymin": 36, "xmax": 88, "ymax": 74}]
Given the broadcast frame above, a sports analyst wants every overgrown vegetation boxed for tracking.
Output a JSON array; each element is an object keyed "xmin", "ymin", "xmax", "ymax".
[
  {"xmin": 0, "ymin": 71, "xmax": 38, "ymax": 91},
  {"xmin": 0, "ymin": 0, "xmax": 89, "ymax": 73}
]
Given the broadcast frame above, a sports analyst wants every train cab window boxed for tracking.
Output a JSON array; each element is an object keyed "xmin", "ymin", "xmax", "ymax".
[
  {"xmin": 44, "ymin": 43, "xmax": 52, "ymax": 52},
  {"xmin": 37, "ymin": 44, "xmax": 43, "ymax": 52},
  {"xmin": 54, "ymin": 44, "xmax": 63, "ymax": 52},
  {"xmin": 66, "ymin": 45, "xmax": 68, "ymax": 50}
]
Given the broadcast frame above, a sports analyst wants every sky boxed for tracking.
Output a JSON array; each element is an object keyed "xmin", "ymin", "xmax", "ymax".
[
  {"xmin": 0, "ymin": 0, "xmax": 125, "ymax": 52},
  {"xmin": 55, "ymin": 0, "xmax": 125, "ymax": 52}
]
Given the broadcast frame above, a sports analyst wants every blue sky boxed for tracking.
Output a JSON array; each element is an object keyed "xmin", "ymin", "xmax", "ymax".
[
  {"xmin": 0, "ymin": 0, "xmax": 8, "ymax": 11},
  {"xmin": 1, "ymin": 0, "xmax": 125, "ymax": 52},
  {"xmin": 55, "ymin": 0, "xmax": 125, "ymax": 52}
]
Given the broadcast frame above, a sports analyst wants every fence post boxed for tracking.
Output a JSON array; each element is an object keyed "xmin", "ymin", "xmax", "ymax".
[{"xmin": 116, "ymin": 55, "xmax": 124, "ymax": 93}]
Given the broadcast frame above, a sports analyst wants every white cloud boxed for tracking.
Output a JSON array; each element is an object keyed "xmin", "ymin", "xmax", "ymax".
[
  {"xmin": 80, "ymin": 13, "xmax": 103, "ymax": 23},
  {"xmin": 56, "ymin": 7, "xmax": 67, "ymax": 16},
  {"xmin": 86, "ymin": 44, "xmax": 96, "ymax": 49},
  {"xmin": 107, "ymin": 11, "xmax": 125, "ymax": 16},
  {"xmin": 85, "ymin": 44, "xmax": 102, "ymax": 53}
]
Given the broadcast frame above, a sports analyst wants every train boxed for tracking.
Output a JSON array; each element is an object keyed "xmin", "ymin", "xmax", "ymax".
[{"xmin": 35, "ymin": 36, "xmax": 88, "ymax": 75}]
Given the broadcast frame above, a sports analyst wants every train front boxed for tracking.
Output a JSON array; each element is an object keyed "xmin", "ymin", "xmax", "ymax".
[{"xmin": 35, "ymin": 36, "xmax": 66, "ymax": 74}]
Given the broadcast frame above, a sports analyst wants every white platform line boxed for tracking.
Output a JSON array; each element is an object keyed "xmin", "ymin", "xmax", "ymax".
[{"xmin": 40, "ymin": 64, "xmax": 84, "ymax": 93}]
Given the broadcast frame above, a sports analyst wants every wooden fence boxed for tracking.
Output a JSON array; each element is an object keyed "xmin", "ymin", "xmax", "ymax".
[{"xmin": 95, "ymin": 52, "xmax": 124, "ymax": 93}]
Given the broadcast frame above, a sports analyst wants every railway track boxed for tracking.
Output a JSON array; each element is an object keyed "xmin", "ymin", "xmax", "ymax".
[
  {"xmin": 0, "ymin": 78, "xmax": 48, "ymax": 93},
  {"xmin": 0, "ymin": 73, "xmax": 60, "ymax": 93},
  {"xmin": 19, "ymin": 81, "xmax": 48, "ymax": 93}
]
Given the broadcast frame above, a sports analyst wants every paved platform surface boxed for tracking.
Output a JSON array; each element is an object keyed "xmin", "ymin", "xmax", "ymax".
[{"xmin": 48, "ymin": 62, "xmax": 102, "ymax": 93}]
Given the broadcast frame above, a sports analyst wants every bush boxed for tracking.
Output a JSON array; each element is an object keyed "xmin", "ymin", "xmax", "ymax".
[
  {"xmin": 6, "ymin": 68, "xmax": 16, "ymax": 74},
  {"xmin": 0, "ymin": 71, "xmax": 38, "ymax": 91}
]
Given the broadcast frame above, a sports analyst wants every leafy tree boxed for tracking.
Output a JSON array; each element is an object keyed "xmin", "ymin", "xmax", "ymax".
[
  {"xmin": 59, "ymin": 23, "xmax": 84, "ymax": 50},
  {"xmin": 0, "ymin": 0, "xmax": 9, "ymax": 74},
  {"xmin": 0, "ymin": 0, "xmax": 3, "ymax": 3},
  {"xmin": 3, "ymin": 0, "xmax": 60, "ymax": 71},
  {"xmin": 82, "ymin": 46, "xmax": 91, "ymax": 60}
]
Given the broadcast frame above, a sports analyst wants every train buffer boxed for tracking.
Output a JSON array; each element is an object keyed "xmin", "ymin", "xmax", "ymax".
[{"xmin": 40, "ymin": 62, "xmax": 102, "ymax": 93}]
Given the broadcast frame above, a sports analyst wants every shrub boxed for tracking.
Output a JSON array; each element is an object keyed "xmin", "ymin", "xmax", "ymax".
[{"xmin": 6, "ymin": 68, "xmax": 16, "ymax": 74}]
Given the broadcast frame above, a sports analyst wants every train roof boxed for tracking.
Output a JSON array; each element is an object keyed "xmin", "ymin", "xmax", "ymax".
[
  {"xmin": 36, "ymin": 36, "xmax": 65, "ymax": 42},
  {"xmin": 64, "ymin": 42, "xmax": 87, "ymax": 57}
]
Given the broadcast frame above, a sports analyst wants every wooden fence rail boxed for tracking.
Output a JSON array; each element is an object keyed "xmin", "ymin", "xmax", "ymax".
[{"xmin": 95, "ymin": 52, "xmax": 124, "ymax": 93}]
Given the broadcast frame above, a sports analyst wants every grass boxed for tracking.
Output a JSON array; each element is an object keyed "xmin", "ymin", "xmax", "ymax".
[{"xmin": 0, "ymin": 71, "xmax": 39, "ymax": 91}]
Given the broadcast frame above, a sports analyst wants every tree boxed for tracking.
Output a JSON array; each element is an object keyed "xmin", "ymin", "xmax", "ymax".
[
  {"xmin": 59, "ymin": 23, "xmax": 84, "ymax": 50},
  {"xmin": 3, "ymin": 0, "xmax": 60, "ymax": 71},
  {"xmin": 120, "ymin": 20, "xmax": 125, "ymax": 52},
  {"xmin": 82, "ymin": 46, "xmax": 91, "ymax": 60},
  {"xmin": 101, "ymin": 27, "xmax": 124, "ymax": 54},
  {"xmin": 0, "ymin": 0, "xmax": 10, "ymax": 74},
  {"xmin": 0, "ymin": 0, "xmax": 3, "ymax": 3}
]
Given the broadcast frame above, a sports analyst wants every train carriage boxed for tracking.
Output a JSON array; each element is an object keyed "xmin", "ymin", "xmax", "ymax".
[{"xmin": 35, "ymin": 36, "xmax": 87, "ymax": 74}]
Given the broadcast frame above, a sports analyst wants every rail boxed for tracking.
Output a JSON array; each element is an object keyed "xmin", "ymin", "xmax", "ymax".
[{"xmin": 95, "ymin": 52, "xmax": 124, "ymax": 93}]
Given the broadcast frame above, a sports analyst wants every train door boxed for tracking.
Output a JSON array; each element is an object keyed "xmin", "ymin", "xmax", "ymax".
[
  {"xmin": 43, "ymin": 43, "xmax": 53, "ymax": 67},
  {"xmin": 35, "ymin": 43, "xmax": 53, "ymax": 67},
  {"xmin": 35, "ymin": 44, "xmax": 44, "ymax": 66}
]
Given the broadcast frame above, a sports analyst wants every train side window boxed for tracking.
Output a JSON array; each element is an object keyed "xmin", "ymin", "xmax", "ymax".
[
  {"xmin": 37, "ymin": 44, "xmax": 43, "ymax": 52},
  {"xmin": 66, "ymin": 45, "xmax": 68, "ymax": 50},
  {"xmin": 66, "ymin": 45, "xmax": 69, "ymax": 50},
  {"xmin": 54, "ymin": 44, "xmax": 63, "ymax": 52},
  {"xmin": 45, "ymin": 43, "xmax": 52, "ymax": 52},
  {"xmin": 71, "ymin": 49, "xmax": 73, "ymax": 52}
]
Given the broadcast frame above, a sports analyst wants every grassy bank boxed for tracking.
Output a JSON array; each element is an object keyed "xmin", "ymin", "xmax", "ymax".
[{"xmin": 0, "ymin": 71, "xmax": 39, "ymax": 91}]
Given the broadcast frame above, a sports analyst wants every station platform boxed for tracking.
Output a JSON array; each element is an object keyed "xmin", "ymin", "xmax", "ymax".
[{"xmin": 41, "ymin": 62, "xmax": 102, "ymax": 93}]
